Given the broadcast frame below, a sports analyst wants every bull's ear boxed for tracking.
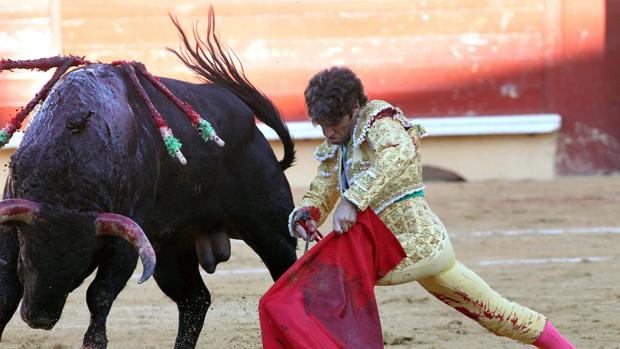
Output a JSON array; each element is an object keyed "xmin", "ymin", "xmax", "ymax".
[{"xmin": 66, "ymin": 110, "xmax": 93, "ymax": 134}]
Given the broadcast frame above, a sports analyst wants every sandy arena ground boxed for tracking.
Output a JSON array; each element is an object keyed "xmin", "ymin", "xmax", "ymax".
[{"xmin": 2, "ymin": 176, "xmax": 620, "ymax": 348}]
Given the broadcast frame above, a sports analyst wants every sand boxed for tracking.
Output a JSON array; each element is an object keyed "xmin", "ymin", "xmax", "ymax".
[{"xmin": 3, "ymin": 176, "xmax": 620, "ymax": 348}]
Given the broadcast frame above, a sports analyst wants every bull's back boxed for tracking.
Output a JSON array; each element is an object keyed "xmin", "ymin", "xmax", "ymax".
[{"xmin": 138, "ymin": 77, "xmax": 275, "ymax": 228}]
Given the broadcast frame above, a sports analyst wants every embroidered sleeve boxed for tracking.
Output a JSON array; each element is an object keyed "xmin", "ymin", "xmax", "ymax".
[
  {"xmin": 342, "ymin": 117, "xmax": 415, "ymax": 211},
  {"xmin": 288, "ymin": 143, "xmax": 341, "ymax": 234}
]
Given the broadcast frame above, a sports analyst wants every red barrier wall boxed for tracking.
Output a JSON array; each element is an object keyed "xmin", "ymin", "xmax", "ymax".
[{"xmin": 1, "ymin": 0, "xmax": 618, "ymax": 174}]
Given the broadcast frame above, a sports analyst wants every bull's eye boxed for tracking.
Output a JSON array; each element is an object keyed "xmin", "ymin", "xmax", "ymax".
[{"xmin": 66, "ymin": 110, "xmax": 93, "ymax": 134}]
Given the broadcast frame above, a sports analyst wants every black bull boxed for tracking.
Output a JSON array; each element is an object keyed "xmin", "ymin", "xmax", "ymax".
[{"xmin": 0, "ymin": 19, "xmax": 298, "ymax": 348}]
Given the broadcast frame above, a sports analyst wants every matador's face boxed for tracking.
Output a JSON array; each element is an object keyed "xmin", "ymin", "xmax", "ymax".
[{"xmin": 319, "ymin": 107, "xmax": 360, "ymax": 145}]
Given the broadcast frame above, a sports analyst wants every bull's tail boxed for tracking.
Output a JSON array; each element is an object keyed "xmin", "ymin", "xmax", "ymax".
[{"xmin": 168, "ymin": 8, "xmax": 295, "ymax": 170}]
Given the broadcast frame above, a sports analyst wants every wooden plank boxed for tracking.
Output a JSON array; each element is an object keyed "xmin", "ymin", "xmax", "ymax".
[
  {"xmin": 0, "ymin": 63, "xmax": 544, "ymax": 123},
  {"xmin": 59, "ymin": 0, "xmax": 543, "ymax": 19},
  {"xmin": 0, "ymin": 0, "xmax": 48, "ymax": 19},
  {"xmin": 44, "ymin": 63, "xmax": 541, "ymax": 112},
  {"xmin": 0, "ymin": 18, "xmax": 52, "ymax": 33},
  {"xmin": 223, "ymin": 34, "xmax": 547, "ymax": 69},
  {"xmin": 62, "ymin": 33, "xmax": 547, "ymax": 76},
  {"xmin": 59, "ymin": 8, "xmax": 544, "ymax": 47},
  {"xmin": 261, "ymin": 61, "xmax": 545, "ymax": 118},
  {"xmin": 262, "ymin": 79, "xmax": 545, "ymax": 121},
  {"xmin": 0, "ymin": 18, "xmax": 55, "ymax": 58},
  {"xmin": 0, "ymin": 0, "xmax": 549, "ymax": 125}
]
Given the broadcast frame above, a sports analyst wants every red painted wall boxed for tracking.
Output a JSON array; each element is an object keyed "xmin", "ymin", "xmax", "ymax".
[
  {"xmin": 1, "ymin": 0, "xmax": 618, "ymax": 175},
  {"xmin": 546, "ymin": 1, "xmax": 620, "ymax": 174}
]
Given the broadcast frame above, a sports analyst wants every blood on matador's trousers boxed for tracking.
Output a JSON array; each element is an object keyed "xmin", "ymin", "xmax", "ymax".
[{"xmin": 376, "ymin": 196, "xmax": 547, "ymax": 344}]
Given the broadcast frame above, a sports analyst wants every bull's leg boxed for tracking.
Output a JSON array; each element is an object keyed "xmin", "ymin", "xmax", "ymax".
[
  {"xmin": 222, "ymin": 178, "xmax": 297, "ymax": 279},
  {"xmin": 154, "ymin": 234, "xmax": 210, "ymax": 349},
  {"xmin": 0, "ymin": 226, "xmax": 22, "ymax": 341},
  {"xmin": 219, "ymin": 133, "xmax": 298, "ymax": 281},
  {"xmin": 242, "ymin": 221, "xmax": 297, "ymax": 281},
  {"xmin": 225, "ymin": 188, "xmax": 297, "ymax": 281},
  {"xmin": 82, "ymin": 237, "xmax": 138, "ymax": 349}
]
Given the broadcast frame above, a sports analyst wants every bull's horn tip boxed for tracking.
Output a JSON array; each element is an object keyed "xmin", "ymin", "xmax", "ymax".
[{"xmin": 137, "ymin": 271, "xmax": 154, "ymax": 284}]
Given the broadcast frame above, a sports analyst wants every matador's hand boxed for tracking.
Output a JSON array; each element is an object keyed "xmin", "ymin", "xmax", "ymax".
[
  {"xmin": 290, "ymin": 206, "xmax": 320, "ymax": 241},
  {"xmin": 333, "ymin": 198, "xmax": 358, "ymax": 234}
]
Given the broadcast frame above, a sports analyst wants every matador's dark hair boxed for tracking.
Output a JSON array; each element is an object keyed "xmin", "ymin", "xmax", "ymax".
[{"xmin": 304, "ymin": 66, "xmax": 368, "ymax": 126}]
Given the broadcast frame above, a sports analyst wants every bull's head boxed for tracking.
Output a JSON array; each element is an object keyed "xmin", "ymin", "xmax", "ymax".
[
  {"xmin": 0, "ymin": 199, "xmax": 155, "ymax": 329},
  {"xmin": 0, "ymin": 64, "xmax": 160, "ymax": 329}
]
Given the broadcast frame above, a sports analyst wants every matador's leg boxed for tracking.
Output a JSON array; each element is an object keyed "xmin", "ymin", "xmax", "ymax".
[{"xmin": 418, "ymin": 261, "xmax": 575, "ymax": 348}]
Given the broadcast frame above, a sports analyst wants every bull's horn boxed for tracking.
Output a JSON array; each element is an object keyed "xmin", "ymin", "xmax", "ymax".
[
  {"xmin": 0, "ymin": 199, "xmax": 41, "ymax": 224},
  {"xmin": 95, "ymin": 213, "xmax": 156, "ymax": 284},
  {"xmin": 0, "ymin": 199, "xmax": 41, "ymax": 266}
]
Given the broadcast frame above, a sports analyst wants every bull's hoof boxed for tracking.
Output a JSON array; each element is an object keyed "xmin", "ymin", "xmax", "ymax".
[{"xmin": 82, "ymin": 334, "xmax": 107, "ymax": 349}]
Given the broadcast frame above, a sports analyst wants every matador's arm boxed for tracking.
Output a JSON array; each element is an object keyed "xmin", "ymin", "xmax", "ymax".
[{"xmin": 288, "ymin": 142, "xmax": 341, "ymax": 234}]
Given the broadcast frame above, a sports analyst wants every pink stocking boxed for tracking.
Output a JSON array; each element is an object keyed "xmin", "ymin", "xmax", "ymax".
[{"xmin": 533, "ymin": 321, "xmax": 576, "ymax": 349}]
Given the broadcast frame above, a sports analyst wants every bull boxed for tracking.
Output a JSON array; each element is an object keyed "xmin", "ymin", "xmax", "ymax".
[{"xmin": 0, "ymin": 11, "xmax": 297, "ymax": 348}]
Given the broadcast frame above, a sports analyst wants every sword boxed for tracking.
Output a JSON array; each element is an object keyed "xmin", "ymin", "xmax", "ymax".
[{"xmin": 304, "ymin": 235, "xmax": 311, "ymax": 254}]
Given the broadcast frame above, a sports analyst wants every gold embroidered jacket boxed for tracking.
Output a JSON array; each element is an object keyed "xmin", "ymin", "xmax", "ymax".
[{"xmin": 289, "ymin": 100, "xmax": 426, "ymax": 231}]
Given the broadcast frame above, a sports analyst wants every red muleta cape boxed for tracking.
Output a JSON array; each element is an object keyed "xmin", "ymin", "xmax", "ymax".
[{"xmin": 259, "ymin": 209, "xmax": 406, "ymax": 349}]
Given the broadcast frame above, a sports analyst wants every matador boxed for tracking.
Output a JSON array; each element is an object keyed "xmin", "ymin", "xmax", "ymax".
[{"xmin": 289, "ymin": 67, "xmax": 576, "ymax": 349}]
